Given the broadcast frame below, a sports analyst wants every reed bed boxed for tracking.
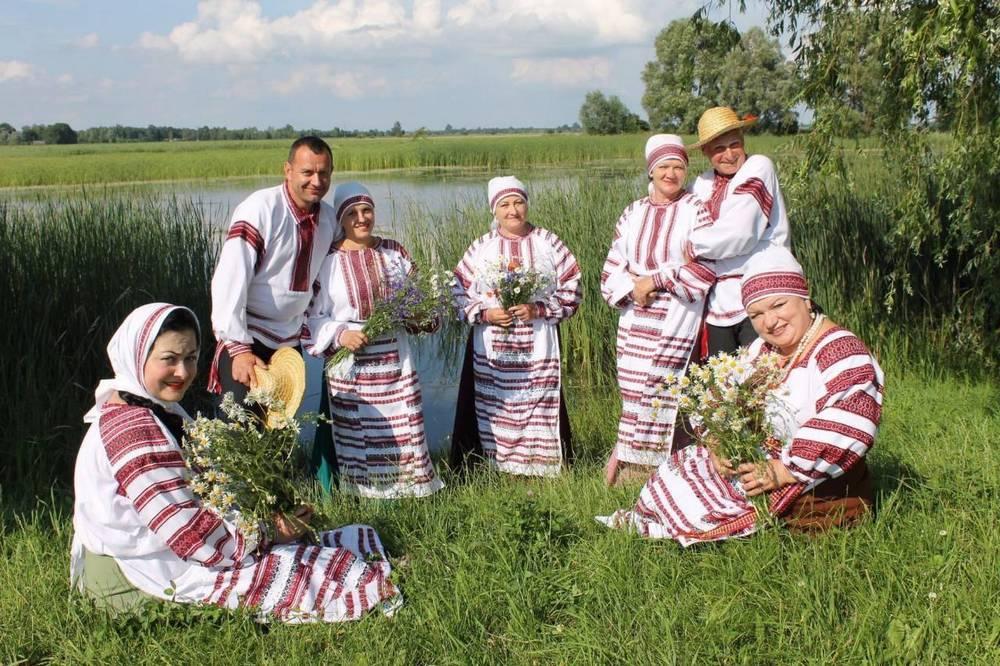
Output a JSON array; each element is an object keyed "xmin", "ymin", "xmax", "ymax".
[{"xmin": 0, "ymin": 194, "xmax": 218, "ymax": 491}]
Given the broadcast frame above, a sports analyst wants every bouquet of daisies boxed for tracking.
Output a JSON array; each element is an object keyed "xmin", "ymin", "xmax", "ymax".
[
  {"xmin": 660, "ymin": 350, "xmax": 786, "ymax": 519},
  {"xmin": 480, "ymin": 256, "xmax": 553, "ymax": 310},
  {"xmin": 326, "ymin": 266, "xmax": 457, "ymax": 380},
  {"xmin": 183, "ymin": 391, "xmax": 318, "ymax": 543}
]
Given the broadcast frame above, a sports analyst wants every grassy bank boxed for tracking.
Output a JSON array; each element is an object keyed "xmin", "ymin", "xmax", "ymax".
[
  {"xmin": 3, "ymin": 376, "xmax": 999, "ymax": 663},
  {"xmin": 0, "ymin": 134, "xmax": 814, "ymax": 188}
]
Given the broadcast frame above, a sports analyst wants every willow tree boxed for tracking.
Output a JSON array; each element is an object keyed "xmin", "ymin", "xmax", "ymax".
[{"xmin": 718, "ymin": 0, "xmax": 999, "ymax": 362}]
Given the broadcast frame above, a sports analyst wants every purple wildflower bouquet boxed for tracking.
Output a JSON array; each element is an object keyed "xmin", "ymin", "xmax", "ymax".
[{"xmin": 325, "ymin": 266, "xmax": 457, "ymax": 379}]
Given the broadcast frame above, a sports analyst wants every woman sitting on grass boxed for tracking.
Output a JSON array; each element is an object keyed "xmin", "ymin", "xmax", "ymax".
[
  {"xmin": 71, "ymin": 302, "xmax": 402, "ymax": 621},
  {"xmin": 601, "ymin": 134, "xmax": 716, "ymax": 486},
  {"xmin": 303, "ymin": 182, "xmax": 443, "ymax": 498},
  {"xmin": 449, "ymin": 176, "xmax": 582, "ymax": 477},
  {"xmin": 599, "ymin": 247, "xmax": 884, "ymax": 544}
]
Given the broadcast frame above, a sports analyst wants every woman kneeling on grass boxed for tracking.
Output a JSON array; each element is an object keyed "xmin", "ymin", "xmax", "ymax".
[
  {"xmin": 598, "ymin": 247, "xmax": 884, "ymax": 544},
  {"xmin": 304, "ymin": 182, "xmax": 443, "ymax": 498},
  {"xmin": 71, "ymin": 303, "xmax": 402, "ymax": 621},
  {"xmin": 449, "ymin": 176, "xmax": 583, "ymax": 477}
]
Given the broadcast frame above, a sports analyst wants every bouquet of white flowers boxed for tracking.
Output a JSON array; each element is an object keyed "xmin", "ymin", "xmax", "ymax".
[
  {"xmin": 480, "ymin": 256, "xmax": 552, "ymax": 310},
  {"xmin": 184, "ymin": 391, "xmax": 318, "ymax": 542},
  {"xmin": 660, "ymin": 350, "xmax": 787, "ymax": 520}
]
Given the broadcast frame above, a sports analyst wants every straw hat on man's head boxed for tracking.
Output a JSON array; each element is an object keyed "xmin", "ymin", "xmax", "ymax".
[
  {"xmin": 252, "ymin": 347, "xmax": 305, "ymax": 429},
  {"xmin": 690, "ymin": 106, "xmax": 758, "ymax": 149}
]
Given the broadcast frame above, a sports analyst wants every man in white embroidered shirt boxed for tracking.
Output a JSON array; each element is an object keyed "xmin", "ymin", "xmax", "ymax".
[
  {"xmin": 208, "ymin": 136, "xmax": 339, "ymax": 404},
  {"xmin": 688, "ymin": 106, "xmax": 792, "ymax": 356}
]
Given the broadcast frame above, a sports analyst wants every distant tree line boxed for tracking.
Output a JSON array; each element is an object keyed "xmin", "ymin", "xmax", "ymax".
[{"xmin": 0, "ymin": 121, "xmax": 585, "ymax": 146}]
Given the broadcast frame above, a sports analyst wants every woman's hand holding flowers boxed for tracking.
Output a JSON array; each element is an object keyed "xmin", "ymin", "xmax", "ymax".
[
  {"xmin": 738, "ymin": 459, "xmax": 796, "ymax": 497},
  {"xmin": 339, "ymin": 330, "xmax": 369, "ymax": 352},
  {"xmin": 507, "ymin": 303, "xmax": 537, "ymax": 323},
  {"xmin": 485, "ymin": 307, "xmax": 514, "ymax": 327},
  {"xmin": 273, "ymin": 505, "xmax": 314, "ymax": 544}
]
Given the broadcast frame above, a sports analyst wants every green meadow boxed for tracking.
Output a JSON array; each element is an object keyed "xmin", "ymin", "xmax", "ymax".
[
  {"xmin": 0, "ymin": 133, "xmax": 814, "ymax": 188},
  {"xmin": 1, "ymin": 140, "xmax": 998, "ymax": 663}
]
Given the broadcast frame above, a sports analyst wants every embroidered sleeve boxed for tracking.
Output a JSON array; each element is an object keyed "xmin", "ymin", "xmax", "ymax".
[
  {"xmin": 537, "ymin": 232, "xmax": 582, "ymax": 323},
  {"xmin": 653, "ymin": 261, "xmax": 717, "ymax": 304},
  {"xmin": 688, "ymin": 156, "xmax": 780, "ymax": 261},
  {"xmin": 100, "ymin": 407, "xmax": 258, "ymax": 566},
  {"xmin": 453, "ymin": 236, "xmax": 489, "ymax": 325},
  {"xmin": 210, "ymin": 209, "xmax": 266, "ymax": 347},
  {"xmin": 303, "ymin": 253, "xmax": 349, "ymax": 357},
  {"xmin": 780, "ymin": 335, "xmax": 884, "ymax": 484},
  {"xmin": 600, "ymin": 205, "xmax": 638, "ymax": 309}
]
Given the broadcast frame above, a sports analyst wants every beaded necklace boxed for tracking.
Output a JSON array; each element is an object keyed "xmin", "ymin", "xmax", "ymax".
[{"xmin": 779, "ymin": 313, "xmax": 825, "ymax": 381}]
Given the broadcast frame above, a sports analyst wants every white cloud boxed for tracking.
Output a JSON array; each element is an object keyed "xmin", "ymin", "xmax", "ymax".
[
  {"xmin": 75, "ymin": 32, "xmax": 99, "ymax": 48},
  {"xmin": 272, "ymin": 66, "xmax": 386, "ymax": 99},
  {"xmin": 56, "ymin": 73, "xmax": 74, "ymax": 85},
  {"xmin": 510, "ymin": 56, "xmax": 610, "ymax": 87},
  {"xmin": 136, "ymin": 0, "xmax": 665, "ymax": 64},
  {"xmin": 0, "ymin": 60, "xmax": 34, "ymax": 82},
  {"xmin": 447, "ymin": 0, "xmax": 649, "ymax": 44}
]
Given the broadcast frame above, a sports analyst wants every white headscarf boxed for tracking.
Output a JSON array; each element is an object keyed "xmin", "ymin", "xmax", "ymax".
[
  {"xmin": 644, "ymin": 134, "xmax": 688, "ymax": 175},
  {"xmin": 332, "ymin": 181, "xmax": 375, "ymax": 222},
  {"xmin": 487, "ymin": 175, "xmax": 528, "ymax": 231},
  {"xmin": 83, "ymin": 303, "xmax": 199, "ymax": 424}
]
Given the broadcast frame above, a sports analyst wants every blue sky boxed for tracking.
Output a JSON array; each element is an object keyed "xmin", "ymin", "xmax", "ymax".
[{"xmin": 0, "ymin": 1, "xmax": 772, "ymax": 131}]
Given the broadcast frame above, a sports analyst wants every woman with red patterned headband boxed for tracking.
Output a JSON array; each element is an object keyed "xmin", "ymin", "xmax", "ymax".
[
  {"xmin": 598, "ymin": 246, "xmax": 884, "ymax": 544},
  {"xmin": 600, "ymin": 134, "xmax": 717, "ymax": 486},
  {"xmin": 303, "ymin": 182, "xmax": 443, "ymax": 499},
  {"xmin": 449, "ymin": 176, "xmax": 583, "ymax": 477}
]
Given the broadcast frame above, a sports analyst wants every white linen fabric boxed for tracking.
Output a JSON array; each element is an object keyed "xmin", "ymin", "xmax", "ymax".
[
  {"xmin": 600, "ymin": 194, "xmax": 716, "ymax": 465},
  {"xmin": 688, "ymin": 155, "xmax": 791, "ymax": 326},
  {"xmin": 303, "ymin": 238, "xmax": 443, "ymax": 498},
  {"xmin": 453, "ymin": 226, "xmax": 582, "ymax": 476},
  {"xmin": 210, "ymin": 183, "xmax": 339, "ymax": 352},
  {"xmin": 72, "ymin": 303, "xmax": 401, "ymax": 622},
  {"xmin": 598, "ymin": 327, "xmax": 884, "ymax": 545}
]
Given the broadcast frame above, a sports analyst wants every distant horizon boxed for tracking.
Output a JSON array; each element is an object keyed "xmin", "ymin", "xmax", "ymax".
[{"xmin": 0, "ymin": 1, "xmax": 772, "ymax": 131}]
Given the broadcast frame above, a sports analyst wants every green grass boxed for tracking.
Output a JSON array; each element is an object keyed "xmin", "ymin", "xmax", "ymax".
[
  {"xmin": 2, "ymin": 375, "xmax": 998, "ymax": 663},
  {"xmin": 0, "ymin": 134, "xmax": 814, "ymax": 188},
  {"xmin": 2, "ymin": 155, "xmax": 996, "ymax": 662}
]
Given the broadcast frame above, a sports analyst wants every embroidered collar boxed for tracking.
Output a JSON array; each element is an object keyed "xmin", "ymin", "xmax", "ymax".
[{"xmin": 283, "ymin": 182, "xmax": 319, "ymax": 226}]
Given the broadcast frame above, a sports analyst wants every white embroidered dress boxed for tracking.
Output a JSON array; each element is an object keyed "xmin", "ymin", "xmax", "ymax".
[
  {"xmin": 71, "ymin": 304, "xmax": 400, "ymax": 623},
  {"xmin": 453, "ymin": 227, "xmax": 582, "ymax": 476},
  {"xmin": 598, "ymin": 327, "xmax": 884, "ymax": 545},
  {"xmin": 600, "ymin": 194, "xmax": 716, "ymax": 465},
  {"xmin": 689, "ymin": 155, "xmax": 791, "ymax": 327},
  {"xmin": 304, "ymin": 238, "xmax": 443, "ymax": 498}
]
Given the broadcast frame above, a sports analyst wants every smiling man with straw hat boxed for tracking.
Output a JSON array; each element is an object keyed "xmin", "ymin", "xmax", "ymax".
[{"xmin": 686, "ymin": 106, "xmax": 792, "ymax": 357}]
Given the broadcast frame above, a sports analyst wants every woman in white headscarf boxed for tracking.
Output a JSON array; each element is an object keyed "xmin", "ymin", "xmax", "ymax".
[
  {"xmin": 71, "ymin": 303, "xmax": 403, "ymax": 621},
  {"xmin": 303, "ymin": 181, "xmax": 443, "ymax": 499},
  {"xmin": 601, "ymin": 134, "xmax": 717, "ymax": 485},
  {"xmin": 598, "ymin": 247, "xmax": 884, "ymax": 544},
  {"xmin": 449, "ymin": 176, "xmax": 583, "ymax": 477}
]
